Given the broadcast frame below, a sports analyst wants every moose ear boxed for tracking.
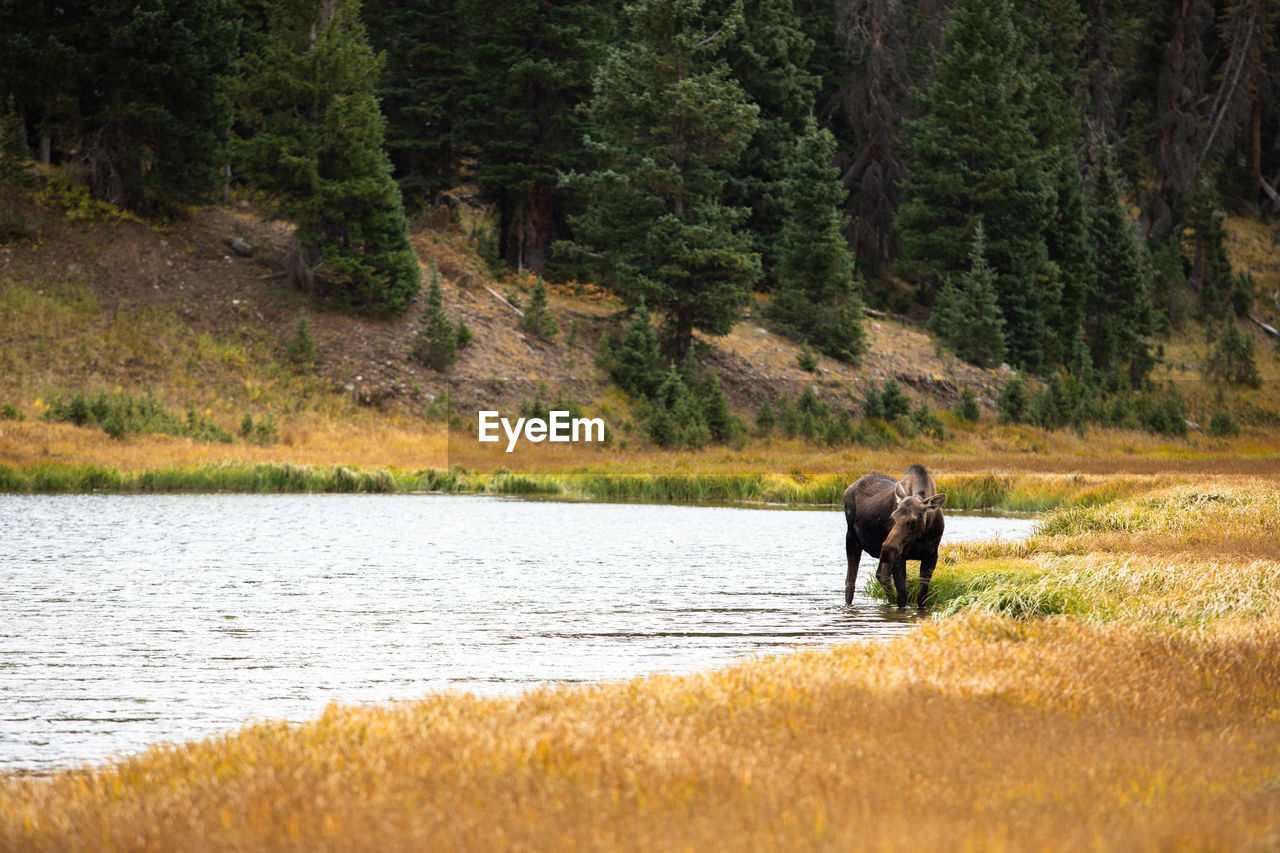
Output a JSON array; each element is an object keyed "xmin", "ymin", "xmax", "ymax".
[
  {"xmin": 894, "ymin": 481, "xmax": 907, "ymax": 502},
  {"xmin": 925, "ymin": 493, "xmax": 946, "ymax": 510}
]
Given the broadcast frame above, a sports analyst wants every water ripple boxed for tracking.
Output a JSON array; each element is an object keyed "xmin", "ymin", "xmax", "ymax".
[{"xmin": 0, "ymin": 493, "xmax": 1035, "ymax": 771}]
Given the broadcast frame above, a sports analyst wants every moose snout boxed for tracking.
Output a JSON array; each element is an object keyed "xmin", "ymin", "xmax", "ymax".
[{"xmin": 876, "ymin": 545, "xmax": 898, "ymax": 586}]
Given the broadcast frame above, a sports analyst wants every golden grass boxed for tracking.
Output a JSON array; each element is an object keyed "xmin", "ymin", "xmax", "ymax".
[
  {"xmin": 914, "ymin": 483, "xmax": 1280, "ymax": 625},
  {"xmin": 2, "ymin": 616, "xmax": 1277, "ymax": 851},
  {"xmin": 4, "ymin": 485, "xmax": 1280, "ymax": 851}
]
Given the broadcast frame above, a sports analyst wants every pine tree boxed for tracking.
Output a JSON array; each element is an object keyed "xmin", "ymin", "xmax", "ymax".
[
  {"xmin": 768, "ymin": 118, "xmax": 867, "ymax": 363},
  {"xmin": 1086, "ymin": 149, "xmax": 1155, "ymax": 386},
  {"xmin": 232, "ymin": 0, "xmax": 420, "ymax": 315},
  {"xmin": 41, "ymin": 1, "xmax": 238, "ymax": 213},
  {"xmin": 712, "ymin": 0, "xmax": 822, "ymax": 287},
  {"xmin": 563, "ymin": 0, "xmax": 761, "ymax": 359},
  {"xmin": 0, "ymin": 95, "xmax": 36, "ymax": 234},
  {"xmin": 1183, "ymin": 185, "xmax": 1236, "ymax": 321},
  {"xmin": 411, "ymin": 265, "xmax": 471, "ymax": 370},
  {"xmin": 454, "ymin": 0, "xmax": 613, "ymax": 272},
  {"xmin": 830, "ymin": 0, "xmax": 912, "ymax": 276},
  {"xmin": 931, "ymin": 222, "xmax": 1007, "ymax": 369},
  {"xmin": 608, "ymin": 302, "xmax": 664, "ymax": 399},
  {"xmin": 519, "ymin": 280, "xmax": 560, "ymax": 342},
  {"xmin": 894, "ymin": 0, "xmax": 1055, "ymax": 371},
  {"xmin": 362, "ymin": 1, "xmax": 468, "ymax": 207},
  {"xmin": 1043, "ymin": 152, "xmax": 1095, "ymax": 377}
]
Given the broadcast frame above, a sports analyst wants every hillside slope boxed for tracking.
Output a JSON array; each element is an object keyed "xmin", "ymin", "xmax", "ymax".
[{"xmin": 1, "ymin": 201, "xmax": 1278, "ymax": 476}]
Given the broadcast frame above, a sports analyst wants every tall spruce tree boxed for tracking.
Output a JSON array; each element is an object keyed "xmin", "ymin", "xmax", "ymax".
[
  {"xmin": 363, "ymin": 1, "xmax": 468, "ymax": 207},
  {"xmin": 232, "ymin": 0, "xmax": 420, "ymax": 315},
  {"xmin": 768, "ymin": 118, "xmax": 867, "ymax": 363},
  {"xmin": 31, "ymin": 1, "xmax": 239, "ymax": 213},
  {"xmin": 1044, "ymin": 151, "xmax": 1096, "ymax": 377},
  {"xmin": 563, "ymin": 0, "xmax": 761, "ymax": 359},
  {"xmin": 454, "ymin": 0, "xmax": 614, "ymax": 272},
  {"xmin": 1140, "ymin": 0, "xmax": 1212, "ymax": 239},
  {"xmin": 894, "ymin": 0, "xmax": 1055, "ymax": 371},
  {"xmin": 1086, "ymin": 149, "xmax": 1155, "ymax": 386},
  {"xmin": 710, "ymin": 0, "xmax": 822, "ymax": 288},
  {"xmin": 929, "ymin": 221, "xmax": 1008, "ymax": 368},
  {"xmin": 0, "ymin": 95, "xmax": 36, "ymax": 234}
]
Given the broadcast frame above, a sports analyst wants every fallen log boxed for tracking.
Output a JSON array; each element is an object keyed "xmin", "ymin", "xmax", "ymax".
[{"xmin": 1249, "ymin": 313, "xmax": 1278, "ymax": 337}]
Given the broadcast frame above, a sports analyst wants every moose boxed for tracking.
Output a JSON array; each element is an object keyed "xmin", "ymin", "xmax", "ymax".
[{"xmin": 844, "ymin": 464, "xmax": 946, "ymax": 608}]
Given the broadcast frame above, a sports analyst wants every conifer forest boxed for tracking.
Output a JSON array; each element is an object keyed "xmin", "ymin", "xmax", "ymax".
[{"xmin": 2, "ymin": 0, "xmax": 1278, "ymax": 394}]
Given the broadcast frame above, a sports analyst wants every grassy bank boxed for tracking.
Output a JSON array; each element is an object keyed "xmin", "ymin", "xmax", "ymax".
[
  {"xmin": 868, "ymin": 483, "xmax": 1280, "ymax": 620},
  {"xmin": 3, "ymin": 484, "xmax": 1279, "ymax": 851},
  {"xmin": 2, "ymin": 625, "xmax": 1276, "ymax": 850},
  {"xmin": 0, "ymin": 455, "xmax": 1178, "ymax": 514}
]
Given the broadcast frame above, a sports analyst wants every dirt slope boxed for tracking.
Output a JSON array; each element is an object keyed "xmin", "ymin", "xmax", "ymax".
[{"xmin": 1, "ymin": 203, "xmax": 1007, "ymax": 422}]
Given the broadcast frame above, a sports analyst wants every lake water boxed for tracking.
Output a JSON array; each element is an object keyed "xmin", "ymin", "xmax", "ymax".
[{"xmin": 0, "ymin": 494, "xmax": 1036, "ymax": 772}]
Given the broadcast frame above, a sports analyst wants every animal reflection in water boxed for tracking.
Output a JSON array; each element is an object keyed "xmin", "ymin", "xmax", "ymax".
[{"xmin": 843, "ymin": 464, "xmax": 946, "ymax": 608}]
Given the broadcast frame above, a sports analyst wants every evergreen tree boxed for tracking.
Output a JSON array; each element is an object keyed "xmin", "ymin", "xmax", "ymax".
[
  {"xmin": 43, "ymin": 1, "xmax": 238, "ymax": 213},
  {"xmin": 363, "ymin": 1, "xmax": 468, "ymax": 207},
  {"xmin": 1140, "ymin": 0, "xmax": 1212, "ymax": 239},
  {"xmin": 894, "ymin": 0, "xmax": 1055, "ymax": 371},
  {"xmin": 1204, "ymin": 321, "xmax": 1261, "ymax": 387},
  {"xmin": 1086, "ymin": 149, "xmax": 1155, "ymax": 386},
  {"xmin": 1183, "ymin": 185, "xmax": 1236, "ymax": 321},
  {"xmin": 0, "ymin": 95, "xmax": 36, "ymax": 234},
  {"xmin": 563, "ymin": 0, "xmax": 761, "ymax": 359},
  {"xmin": 519, "ymin": 279, "xmax": 560, "ymax": 342},
  {"xmin": 1043, "ymin": 152, "xmax": 1095, "ymax": 377},
  {"xmin": 930, "ymin": 222, "xmax": 1008, "ymax": 369},
  {"xmin": 711, "ymin": 0, "xmax": 822, "ymax": 287},
  {"xmin": 768, "ymin": 118, "xmax": 867, "ymax": 363},
  {"xmin": 411, "ymin": 264, "xmax": 471, "ymax": 370},
  {"xmin": 606, "ymin": 302, "xmax": 664, "ymax": 399},
  {"xmin": 454, "ymin": 0, "xmax": 614, "ymax": 272},
  {"xmin": 232, "ymin": 0, "xmax": 420, "ymax": 315}
]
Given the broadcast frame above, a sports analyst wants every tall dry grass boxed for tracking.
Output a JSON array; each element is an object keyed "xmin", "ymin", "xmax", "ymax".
[{"xmin": 2, "ymin": 616, "xmax": 1277, "ymax": 851}]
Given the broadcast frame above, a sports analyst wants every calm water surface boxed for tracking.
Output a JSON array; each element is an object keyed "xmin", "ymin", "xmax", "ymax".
[{"xmin": 0, "ymin": 494, "xmax": 1035, "ymax": 771}]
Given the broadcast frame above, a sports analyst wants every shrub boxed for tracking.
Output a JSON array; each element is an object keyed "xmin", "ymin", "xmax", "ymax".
[
  {"xmin": 954, "ymin": 387, "xmax": 980, "ymax": 423},
  {"xmin": 1203, "ymin": 322, "xmax": 1260, "ymax": 387},
  {"xmin": 908, "ymin": 404, "xmax": 947, "ymax": 440},
  {"xmin": 863, "ymin": 380, "xmax": 911, "ymax": 420},
  {"xmin": 1208, "ymin": 411, "xmax": 1240, "ymax": 437},
  {"xmin": 45, "ymin": 392, "xmax": 232, "ymax": 442},
  {"xmin": 238, "ymin": 413, "xmax": 279, "ymax": 446},
  {"xmin": 796, "ymin": 346, "xmax": 818, "ymax": 372},
  {"xmin": 754, "ymin": 398, "xmax": 776, "ymax": 436},
  {"xmin": 997, "ymin": 377, "xmax": 1029, "ymax": 424},
  {"xmin": 639, "ymin": 365, "xmax": 744, "ymax": 449},
  {"xmin": 0, "ymin": 401, "xmax": 24, "ymax": 421}
]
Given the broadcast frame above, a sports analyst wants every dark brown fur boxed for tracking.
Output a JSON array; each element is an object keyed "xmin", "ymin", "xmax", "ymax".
[{"xmin": 843, "ymin": 464, "xmax": 946, "ymax": 608}]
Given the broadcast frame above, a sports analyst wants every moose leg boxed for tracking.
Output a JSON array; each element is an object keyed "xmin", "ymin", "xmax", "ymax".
[
  {"xmin": 845, "ymin": 528, "xmax": 862, "ymax": 606},
  {"xmin": 917, "ymin": 552, "xmax": 938, "ymax": 609},
  {"xmin": 892, "ymin": 555, "xmax": 909, "ymax": 608}
]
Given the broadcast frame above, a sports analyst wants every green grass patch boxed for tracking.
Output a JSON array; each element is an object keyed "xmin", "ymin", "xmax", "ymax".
[{"xmin": 863, "ymin": 556, "xmax": 1077, "ymax": 617}]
